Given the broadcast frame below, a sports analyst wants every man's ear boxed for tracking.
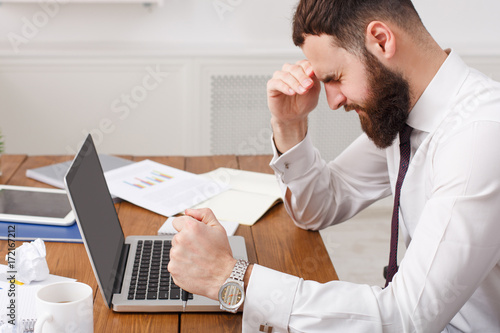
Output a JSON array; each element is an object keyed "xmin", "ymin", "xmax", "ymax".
[{"xmin": 365, "ymin": 21, "xmax": 396, "ymax": 60}]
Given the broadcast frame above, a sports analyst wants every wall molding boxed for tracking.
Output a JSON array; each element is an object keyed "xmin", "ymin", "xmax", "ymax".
[{"xmin": 2, "ymin": 41, "xmax": 500, "ymax": 59}]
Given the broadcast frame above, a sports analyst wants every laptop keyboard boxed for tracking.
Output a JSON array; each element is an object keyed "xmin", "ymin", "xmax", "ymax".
[{"xmin": 128, "ymin": 239, "xmax": 193, "ymax": 301}]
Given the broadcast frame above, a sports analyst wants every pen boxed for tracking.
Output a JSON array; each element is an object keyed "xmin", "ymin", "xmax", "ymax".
[{"xmin": 182, "ymin": 289, "xmax": 189, "ymax": 311}]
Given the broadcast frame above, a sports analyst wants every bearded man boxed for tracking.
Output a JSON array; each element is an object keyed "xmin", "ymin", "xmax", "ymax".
[{"xmin": 169, "ymin": 1, "xmax": 500, "ymax": 331}]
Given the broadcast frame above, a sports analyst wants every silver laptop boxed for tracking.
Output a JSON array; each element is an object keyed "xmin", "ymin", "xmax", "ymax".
[{"xmin": 64, "ymin": 134, "xmax": 248, "ymax": 312}]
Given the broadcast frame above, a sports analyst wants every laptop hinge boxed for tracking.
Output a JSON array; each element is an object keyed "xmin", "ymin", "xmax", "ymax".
[{"xmin": 112, "ymin": 243, "xmax": 130, "ymax": 297}]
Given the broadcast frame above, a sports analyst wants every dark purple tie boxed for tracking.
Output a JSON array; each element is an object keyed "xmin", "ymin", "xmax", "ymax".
[{"xmin": 385, "ymin": 124, "xmax": 413, "ymax": 287}]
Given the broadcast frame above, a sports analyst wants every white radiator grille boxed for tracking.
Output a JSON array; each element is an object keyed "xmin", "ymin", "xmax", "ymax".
[{"xmin": 210, "ymin": 75, "xmax": 272, "ymax": 156}]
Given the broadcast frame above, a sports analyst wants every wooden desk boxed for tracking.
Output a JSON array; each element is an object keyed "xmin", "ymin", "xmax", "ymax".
[{"xmin": 0, "ymin": 154, "xmax": 338, "ymax": 332}]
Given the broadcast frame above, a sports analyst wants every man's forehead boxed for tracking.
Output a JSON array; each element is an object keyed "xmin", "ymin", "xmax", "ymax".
[{"xmin": 302, "ymin": 34, "xmax": 350, "ymax": 79}]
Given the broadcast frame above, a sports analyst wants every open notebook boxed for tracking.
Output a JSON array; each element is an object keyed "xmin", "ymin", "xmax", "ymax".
[{"xmin": 192, "ymin": 167, "xmax": 283, "ymax": 225}]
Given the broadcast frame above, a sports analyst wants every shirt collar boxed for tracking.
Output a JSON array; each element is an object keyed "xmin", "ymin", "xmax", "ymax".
[{"xmin": 406, "ymin": 49, "xmax": 470, "ymax": 133}]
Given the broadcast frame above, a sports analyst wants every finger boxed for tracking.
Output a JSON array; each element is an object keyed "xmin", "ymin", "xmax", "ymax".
[
  {"xmin": 294, "ymin": 59, "xmax": 321, "ymax": 90},
  {"xmin": 296, "ymin": 59, "xmax": 315, "ymax": 77},
  {"xmin": 267, "ymin": 61, "xmax": 314, "ymax": 97},
  {"xmin": 184, "ymin": 208, "xmax": 220, "ymax": 228},
  {"xmin": 267, "ymin": 76, "xmax": 297, "ymax": 97},
  {"xmin": 170, "ymin": 232, "xmax": 178, "ymax": 248},
  {"xmin": 272, "ymin": 71, "xmax": 305, "ymax": 95},
  {"xmin": 278, "ymin": 65, "xmax": 314, "ymax": 95},
  {"xmin": 172, "ymin": 216, "xmax": 193, "ymax": 232}
]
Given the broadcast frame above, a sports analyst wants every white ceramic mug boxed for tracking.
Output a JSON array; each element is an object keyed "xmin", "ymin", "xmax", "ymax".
[{"xmin": 35, "ymin": 281, "xmax": 93, "ymax": 333}]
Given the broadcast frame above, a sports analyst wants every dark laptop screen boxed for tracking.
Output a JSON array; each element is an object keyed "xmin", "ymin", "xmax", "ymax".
[{"xmin": 64, "ymin": 134, "xmax": 125, "ymax": 307}]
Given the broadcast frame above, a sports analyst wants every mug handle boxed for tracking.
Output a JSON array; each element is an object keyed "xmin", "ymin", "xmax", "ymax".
[{"xmin": 34, "ymin": 313, "xmax": 53, "ymax": 333}]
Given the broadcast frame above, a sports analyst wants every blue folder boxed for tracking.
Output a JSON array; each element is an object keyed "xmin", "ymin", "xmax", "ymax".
[{"xmin": 0, "ymin": 220, "xmax": 82, "ymax": 243}]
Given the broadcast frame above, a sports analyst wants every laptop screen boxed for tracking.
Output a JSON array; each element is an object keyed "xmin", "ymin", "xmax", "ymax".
[{"xmin": 64, "ymin": 134, "xmax": 125, "ymax": 307}]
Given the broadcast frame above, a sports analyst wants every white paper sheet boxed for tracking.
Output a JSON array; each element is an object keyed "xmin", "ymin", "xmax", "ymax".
[{"xmin": 104, "ymin": 160, "xmax": 228, "ymax": 217}]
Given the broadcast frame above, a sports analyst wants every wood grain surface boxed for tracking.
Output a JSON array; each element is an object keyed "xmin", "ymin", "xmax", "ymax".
[{"xmin": 0, "ymin": 154, "xmax": 337, "ymax": 332}]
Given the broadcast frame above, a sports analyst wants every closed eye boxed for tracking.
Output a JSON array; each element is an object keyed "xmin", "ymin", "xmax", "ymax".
[{"xmin": 323, "ymin": 74, "xmax": 340, "ymax": 84}]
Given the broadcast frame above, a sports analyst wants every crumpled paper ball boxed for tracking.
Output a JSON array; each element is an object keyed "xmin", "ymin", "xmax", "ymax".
[{"xmin": 5, "ymin": 238, "xmax": 49, "ymax": 284}]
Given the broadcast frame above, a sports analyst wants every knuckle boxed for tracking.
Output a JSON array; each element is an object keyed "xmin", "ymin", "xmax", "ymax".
[
  {"xmin": 167, "ymin": 261, "xmax": 175, "ymax": 274},
  {"xmin": 283, "ymin": 72, "xmax": 294, "ymax": 81},
  {"xmin": 203, "ymin": 208, "xmax": 215, "ymax": 218},
  {"xmin": 179, "ymin": 216, "xmax": 190, "ymax": 223},
  {"xmin": 169, "ymin": 246, "xmax": 178, "ymax": 259},
  {"xmin": 171, "ymin": 275, "xmax": 180, "ymax": 286},
  {"xmin": 200, "ymin": 207, "xmax": 212, "ymax": 215},
  {"xmin": 281, "ymin": 82, "xmax": 291, "ymax": 91},
  {"xmin": 172, "ymin": 233, "xmax": 183, "ymax": 245},
  {"xmin": 297, "ymin": 59, "xmax": 309, "ymax": 66},
  {"xmin": 184, "ymin": 219, "xmax": 197, "ymax": 231},
  {"xmin": 281, "ymin": 63, "xmax": 291, "ymax": 71}
]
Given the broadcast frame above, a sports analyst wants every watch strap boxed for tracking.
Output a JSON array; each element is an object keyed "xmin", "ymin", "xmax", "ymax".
[{"xmin": 229, "ymin": 259, "xmax": 249, "ymax": 282}]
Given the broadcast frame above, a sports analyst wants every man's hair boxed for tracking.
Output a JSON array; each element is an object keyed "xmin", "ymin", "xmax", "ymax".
[{"xmin": 293, "ymin": 0, "xmax": 427, "ymax": 55}]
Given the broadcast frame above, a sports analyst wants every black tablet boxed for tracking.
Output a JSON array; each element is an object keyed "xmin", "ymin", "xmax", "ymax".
[{"xmin": 0, "ymin": 185, "xmax": 74, "ymax": 226}]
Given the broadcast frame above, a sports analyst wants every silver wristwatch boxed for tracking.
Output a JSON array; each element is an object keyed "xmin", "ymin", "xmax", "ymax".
[{"xmin": 218, "ymin": 259, "xmax": 250, "ymax": 313}]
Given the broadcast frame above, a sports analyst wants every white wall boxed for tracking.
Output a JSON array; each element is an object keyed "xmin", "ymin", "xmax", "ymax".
[
  {"xmin": 1, "ymin": 0, "xmax": 500, "ymax": 54},
  {"xmin": 413, "ymin": 0, "xmax": 500, "ymax": 55},
  {"xmin": 0, "ymin": 0, "xmax": 299, "ymax": 55},
  {"xmin": 0, "ymin": 0, "xmax": 499, "ymax": 155}
]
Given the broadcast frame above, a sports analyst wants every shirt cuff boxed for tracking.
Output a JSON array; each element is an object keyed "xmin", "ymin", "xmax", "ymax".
[
  {"xmin": 269, "ymin": 133, "xmax": 316, "ymax": 184},
  {"xmin": 243, "ymin": 264, "xmax": 300, "ymax": 333}
]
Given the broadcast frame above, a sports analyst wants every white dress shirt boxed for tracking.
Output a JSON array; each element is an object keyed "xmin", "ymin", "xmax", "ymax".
[{"xmin": 242, "ymin": 51, "xmax": 500, "ymax": 332}]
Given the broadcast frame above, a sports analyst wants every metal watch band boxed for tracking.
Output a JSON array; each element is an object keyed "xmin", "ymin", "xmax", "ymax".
[{"xmin": 229, "ymin": 259, "xmax": 249, "ymax": 282}]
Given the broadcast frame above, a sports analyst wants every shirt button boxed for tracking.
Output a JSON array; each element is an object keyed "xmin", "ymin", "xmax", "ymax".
[{"xmin": 284, "ymin": 162, "xmax": 290, "ymax": 169}]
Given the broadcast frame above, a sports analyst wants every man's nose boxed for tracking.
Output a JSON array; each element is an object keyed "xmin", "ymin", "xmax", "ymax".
[{"xmin": 325, "ymin": 84, "xmax": 347, "ymax": 110}]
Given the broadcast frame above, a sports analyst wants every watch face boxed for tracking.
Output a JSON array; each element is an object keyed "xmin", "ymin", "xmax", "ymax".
[{"xmin": 219, "ymin": 281, "xmax": 244, "ymax": 310}]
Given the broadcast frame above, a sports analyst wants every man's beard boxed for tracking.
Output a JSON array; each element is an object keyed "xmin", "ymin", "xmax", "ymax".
[{"xmin": 345, "ymin": 51, "xmax": 411, "ymax": 149}]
